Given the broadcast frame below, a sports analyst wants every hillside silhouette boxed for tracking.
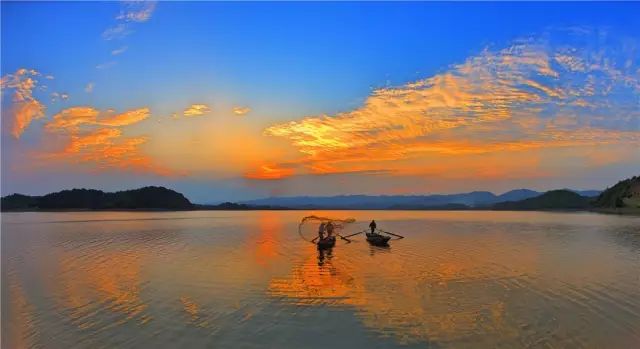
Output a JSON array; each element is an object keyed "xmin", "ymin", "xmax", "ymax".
[
  {"xmin": 592, "ymin": 175, "xmax": 640, "ymax": 210},
  {"xmin": 1, "ymin": 186, "xmax": 193, "ymax": 211},
  {"xmin": 492, "ymin": 190, "xmax": 591, "ymax": 210}
]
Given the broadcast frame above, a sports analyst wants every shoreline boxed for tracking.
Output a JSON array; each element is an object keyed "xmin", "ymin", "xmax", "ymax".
[{"xmin": 2, "ymin": 208, "xmax": 638, "ymax": 215}]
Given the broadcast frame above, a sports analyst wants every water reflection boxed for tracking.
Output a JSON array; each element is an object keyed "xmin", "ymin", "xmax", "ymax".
[
  {"xmin": 368, "ymin": 244, "xmax": 391, "ymax": 256},
  {"xmin": 2, "ymin": 211, "xmax": 639, "ymax": 348},
  {"xmin": 267, "ymin": 211, "xmax": 640, "ymax": 347},
  {"xmin": 317, "ymin": 246, "xmax": 333, "ymax": 266}
]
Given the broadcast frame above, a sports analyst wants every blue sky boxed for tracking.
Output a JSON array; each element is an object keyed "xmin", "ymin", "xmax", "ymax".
[{"xmin": 2, "ymin": 2, "xmax": 639, "ymax": 202}]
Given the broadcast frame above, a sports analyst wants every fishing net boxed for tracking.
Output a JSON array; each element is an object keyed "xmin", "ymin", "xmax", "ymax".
[{"xmin": 298, "ymin": 215, "xmax": 356, "ymax": 243}]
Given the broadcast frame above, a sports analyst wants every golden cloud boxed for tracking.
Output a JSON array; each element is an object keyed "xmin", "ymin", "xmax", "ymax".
[
  {"xmin": 245, "ymin": 164, "xmax": 295, "ymax": 180},
  {"xmin": 0, "ymin": 68, "xmax": 46, "ymax": 138},
  {"xmin": 183, "ymin": 104, "xmax": 211, "ymax": 117},
  {"xmin": 97, "ymin": 107, "xmax": 150, "ymax": 127},
  {"xmin": 42, "ymin": 106, "xmax": 173, "ymax": 176},
  {"xmin": 46, "ymin": 107, "xmax": 150, "ymax": 131},
  {"xmin": 232, "ymin": 106, "xmax": 251, "ymax": 116},
  {"xmin": 256, "ymin": 33, "xmax": 640, "ymax": 180}
]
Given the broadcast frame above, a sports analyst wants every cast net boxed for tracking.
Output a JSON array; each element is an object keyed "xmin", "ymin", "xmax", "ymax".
[{"xmin": 298, "ymin": 215, "xmax": 356, "ymax": 243}]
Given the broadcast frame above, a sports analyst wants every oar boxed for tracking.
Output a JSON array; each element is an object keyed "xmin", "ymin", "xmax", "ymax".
[
  {"xmin": 379, "ymin": 229, "xmax": 405, "ymax": 239},
  {"xmin": 338, "ymin": 234, "xmax": 352, "ymax": 243},
  {"xmin": 311, "ymin": 236, "xmax": 319, "ymax": 243},
  {"xmin": 342, "ymin": 231, "xmax": 365, "ymax": 238}
]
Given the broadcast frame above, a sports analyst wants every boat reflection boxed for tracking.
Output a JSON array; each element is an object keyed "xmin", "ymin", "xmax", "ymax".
[
  {"xmin": 317, "ymin": 246, "xmax": 333, "ymax": 266},
  {"xmin": 268, "ymin": 226, "xmax": 527, "ymax": 346},
  {"xmin": 368, "ymin": 244, "xmax": 391, "ymax": 256}
]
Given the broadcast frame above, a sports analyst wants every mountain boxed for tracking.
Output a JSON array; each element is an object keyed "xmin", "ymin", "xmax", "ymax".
[
  {"xmin": 0, "ymin": 194, "xmax": 39, "ymax": 211},
  {"xmin": 495, "ymin": 189, "xmax": 541, "ymax": 202},
  {"xmin": 241, "ymin": 189, "xmax": 545, "ymax": 209},
  {"xmin": 195, "ymin": 202, "xmax": 290, "ymax": 210},
  {"xmin": 241, "ymin": 193, "xmax": 497, "ymax": 209},
  {"xmin": 574, "ymin": 190, "xmax": 601, "ymax": 197},
  {"xmin": 592, "ymin": 175, "xmax": 640, "ymax": 208},
  {"xmin": 1, "ymin": 186, "xmax": 193, "ymax": 211},
  {"xmin": 492, "ymin": 190, "xmax": 591, "ymax": 210}
]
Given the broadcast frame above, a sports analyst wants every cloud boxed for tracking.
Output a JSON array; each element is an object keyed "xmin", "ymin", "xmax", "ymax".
[
  {"xmin": 183, "ymin": 104, "xmax": 211, "ymax": 117},
  {"xmin": 103, "ymin": 1, "xmax": 157, "ymax": 40},
  {"xmin": 116, "ymin": 1, "xmax": 157, "ymax": 22},
  {"xmin": 232, "ymin": 106, "xmax": 251, "ymax": 116},
  {"xmin": 96, "ymin": 61, "xmax": 117, "ymax": 70},
  {"xmin": 41, "ymin": 106, "xmax": 173, "ymax": 176},
  {"xmin": 245, "ymin": 164, "xmax": 295, "ymax": 180},
  {"xmin": 46, "ymin": 106, "xmax": 150, "ymax": 131},
  {"xmin": 102, "ymin": 24, "xmax": 132, "ymax": 41},
  {"xmin": 0, "ymin": 68, "xmax": 46, "ymax": 138},
  {"xmin": 50, "ymin": 92, "xmax": 69, "ymax": 102},
  {"xmin": 256, "ymin": 29, "xmax": 640, "ymax": 180},
  {"xmin": 111, "ymin": 46, "xmax": 128, "ymax": 56},
  {"xmin": 97, "ymin": 107, "xmax": 150, "ymax": 127},
  {"xmin": 85, "ymin": 82, "xmax": 94, "ymax": 93}
]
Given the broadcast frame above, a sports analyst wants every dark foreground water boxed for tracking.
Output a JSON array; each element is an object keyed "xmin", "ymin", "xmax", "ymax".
[{"xmin": 2, "ymin": 210, "xmax": 639, "ymax": 348}]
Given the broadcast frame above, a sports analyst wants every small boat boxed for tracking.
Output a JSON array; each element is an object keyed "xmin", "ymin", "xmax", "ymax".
[
  {"xmin": 366, "ymin": 231, "xmax": 391, "ymax": 246},
  {"xmin": 317, "ymin": 236, "xmax": 336, "ymax": 249}
]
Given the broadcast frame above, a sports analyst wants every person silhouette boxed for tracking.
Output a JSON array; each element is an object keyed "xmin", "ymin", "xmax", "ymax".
[{"xmin": 318, "ymin": 222, "xmax": 326, "ymax": 240}]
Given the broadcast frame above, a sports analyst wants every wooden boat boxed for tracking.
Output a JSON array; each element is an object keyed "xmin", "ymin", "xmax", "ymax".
[
  {"xmin": 317, "ymin": 236, "xmax": 336, "ymax": 249},
  {"xmin": 366, "ymin": 231, "xmax": 391, "ymax": 246}
]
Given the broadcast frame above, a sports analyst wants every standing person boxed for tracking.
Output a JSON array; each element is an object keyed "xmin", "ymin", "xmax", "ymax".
[
  {"xmin": 318, "ymin": 222, "xmax": 326, "ymax": 240},
  {"xmin": 369, "ymin": 220, "xmax": 377, "ymax": 234},
  {"xmin": 326, "ymin": 221, "xmax": 334, "ymax": 237}
]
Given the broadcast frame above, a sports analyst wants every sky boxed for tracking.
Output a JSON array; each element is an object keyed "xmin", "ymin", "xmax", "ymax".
[{"xmin": 1, "ymin": 1, "xmax": 639, "ymax": 203}]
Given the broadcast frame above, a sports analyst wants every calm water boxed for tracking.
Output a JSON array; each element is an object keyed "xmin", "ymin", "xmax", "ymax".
[{"xmin": 2, "ymin": 210, "xmax": 639, "ymax": 348}]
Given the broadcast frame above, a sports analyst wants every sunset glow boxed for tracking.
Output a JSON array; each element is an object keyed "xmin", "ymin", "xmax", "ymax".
[{"xmin": 2, "ymin": 2, "xmax": 639, "ymax": 201}]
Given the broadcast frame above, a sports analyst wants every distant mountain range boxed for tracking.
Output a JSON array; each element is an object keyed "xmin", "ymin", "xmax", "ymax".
[
  {"xmin": 4, "ymin": 177, "xmax": 638, "ymax": 213},
  {"xmin": 240, "ymin": 189, "xmax": 601, "ymax": 209}
]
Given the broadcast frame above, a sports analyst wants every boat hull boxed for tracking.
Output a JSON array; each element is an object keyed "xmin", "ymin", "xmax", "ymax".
[
  {"xmin": 366, "ymin": 232, "xmax": 391, "ymax": 246},
  {"xmin": 317, "ymin": 236, "xmax": 336, "ymax": 249}
]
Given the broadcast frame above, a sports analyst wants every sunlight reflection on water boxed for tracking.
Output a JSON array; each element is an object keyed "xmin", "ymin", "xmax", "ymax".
[{"xmin": 2, "ymin": 210, "xmax": 639, "ymax": 348}]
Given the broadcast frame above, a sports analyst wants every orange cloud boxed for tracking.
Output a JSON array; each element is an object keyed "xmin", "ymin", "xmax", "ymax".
[
  {"xmin": 47, "ymin": 107, "xmax": 100, "ymax": 130},
  {"xmin": 183, "ymin": 104, "xmax": 211, "ymax": 117},
  {"xmin": 97, "ymin": 107, "xmax": 150, "ymax": 127},
  {"xmin": 0, "ymin": 68, "xmax": 46, "ymax": 138},
  {"xmin": 245, "ymin": 164, "xmax": 295, "ymax": 180},
  {"xmin": 44, "ymin": 128, "xmax": 174, "ymax": 176},
  {"xmin": 63, "ymin": 128, "xmax": 122, "ymax": 153},
  {"xmin": 257, "ymin": 32, "xmax": 640, "ymax": 181},
  {"xmin": 46, "ymin": 106, "xmax": 150, "ymax": 131},
  {"xmin": 41, "ymin": 106, "xmax": 174, "ymax": 176}
]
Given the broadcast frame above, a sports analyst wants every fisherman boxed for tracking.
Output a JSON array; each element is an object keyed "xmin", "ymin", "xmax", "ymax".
[
  {"xmin": 326, "ymin": 221, "xmax": 335, "ymax": 237},
  {"xmin": 369, "ymin": 220, "xmax": 377, "ymax": 234},
  {"xmin": 318, "ymin": 222, "xmax": 326, "ymax": 240}
]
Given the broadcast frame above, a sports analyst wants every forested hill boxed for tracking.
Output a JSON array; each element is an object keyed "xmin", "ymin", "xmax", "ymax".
[
  {"xmin": 1, "ymin": 186, "xmax": 194, "ymax": 211},
  {"xmin": 492, "ymin": 190, "xmax": 591, "ymax": 210},
  {"xmin": 592, "ymin": 175, "xmax": 640, "ymax": 209}
]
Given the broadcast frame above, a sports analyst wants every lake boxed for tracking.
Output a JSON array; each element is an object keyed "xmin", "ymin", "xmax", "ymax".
[{"xmin": 2, "ymin": 210, "xmax": 639, "ymax": 348}]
